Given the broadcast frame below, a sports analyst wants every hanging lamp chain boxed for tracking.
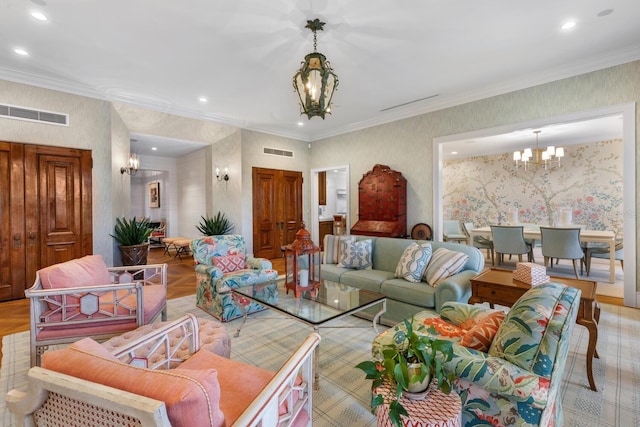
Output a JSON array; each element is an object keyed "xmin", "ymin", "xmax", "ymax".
[{"xmin": 305, "ymin": 19, "xmax": 325, "ymax": 53}]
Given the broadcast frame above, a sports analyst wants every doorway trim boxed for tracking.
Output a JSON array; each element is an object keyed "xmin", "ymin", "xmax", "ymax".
[
  {"xmin": 433, "ymin": 103, "xmax": 636, "ymax": 307},
  {"xmin": 310, "ymin": 165, "xmax": 350, "ymax": 244}
]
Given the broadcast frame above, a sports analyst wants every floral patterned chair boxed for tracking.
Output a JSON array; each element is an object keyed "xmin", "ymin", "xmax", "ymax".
[
  {"xmin": 191, "ymin": 235, "xmax": 278, "ymax": 322},
  {"xmin": 373, "ymin": 282, "xmax": 581, "ymax": 427}
]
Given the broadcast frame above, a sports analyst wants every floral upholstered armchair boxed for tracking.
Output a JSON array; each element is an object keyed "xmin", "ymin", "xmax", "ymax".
[
  {"xmin": 373, "ymin": 282, "xmax": 581, "ymax": 427},
  {"xmin": 191, "ymin": 235, "xmax": 278, "ymax": 322}
]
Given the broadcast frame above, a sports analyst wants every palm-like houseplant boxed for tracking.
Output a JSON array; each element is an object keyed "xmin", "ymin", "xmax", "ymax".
[
  {"xmin": 356, "ymin": 318, "xmax": 455, "ymax": 427},
  {"xmin": 111, "ymin": 217, "xmax": 153, "ymax": 266},
  {"xmin": 196, "ymin": 211, "xmax": 234, "ymax": 236}
]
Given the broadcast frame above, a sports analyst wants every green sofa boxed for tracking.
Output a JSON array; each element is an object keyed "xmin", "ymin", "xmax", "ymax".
[{"xmin": 321, "ymin": 235, "xmax": 484, "ymax": 325}]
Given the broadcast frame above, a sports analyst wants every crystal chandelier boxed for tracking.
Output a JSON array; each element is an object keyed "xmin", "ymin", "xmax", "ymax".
[
  {"xmin": 293, "ymin": 19, "xmax": 339, "ymax": 119},
  {"xmin": 513, "ymin": 130, "xmax": 564, "ymax": 171}
]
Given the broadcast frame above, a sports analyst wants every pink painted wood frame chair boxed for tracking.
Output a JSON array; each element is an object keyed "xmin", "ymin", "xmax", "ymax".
[{"xmin": 25, "ymin": 255, "xmax": 168, "ymax": 367}]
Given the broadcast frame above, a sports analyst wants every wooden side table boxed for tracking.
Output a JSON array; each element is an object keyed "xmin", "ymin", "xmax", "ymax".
[
  {"xmin": 469, "ymin": 268, "xmax": 600, "ymax": 391},
  {"xmin": 374, "ymin": 382, "xmax": 462, "ymax": 427}
]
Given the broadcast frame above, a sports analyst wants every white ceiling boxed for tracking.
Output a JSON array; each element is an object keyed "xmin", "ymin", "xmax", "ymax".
[
  {"xmin": 442, "ymin": 114, "xmax": 624, "ymax": 160},
  {"xmin": 1, "ymin": 0, "xmax": 639, "ymax": 148}
]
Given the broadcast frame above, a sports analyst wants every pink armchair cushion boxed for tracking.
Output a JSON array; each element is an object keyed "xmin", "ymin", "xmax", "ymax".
[
  {"xmin": 213, "ymin": 254, "xmax": 246, "ymax": 273},
  {"xmin": 180, "ymin": 350, "xmax": 309, "ymax": 426},
  {"xmin": 42, "ymin": 339, "xmax": 225, "ymax": 427},
  {"xmin": 36, "ymin": 284, "xmax": 167, "ymax": 341},
  {"xmin": 39, "ymin": 255, "xmax": 112, "ymax": 290}
]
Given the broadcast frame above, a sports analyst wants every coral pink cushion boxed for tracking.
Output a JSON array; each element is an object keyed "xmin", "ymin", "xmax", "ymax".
[
  {"xmin": 35, "ymin": 285, "xmax": 166, "ymax": 341},
  {"xmin": 42, "ymin": 339, "xmax": 224, "ymax": 427},
  {"xmin": 213, "ymin": 254, "xmax": 246, "ymax": 273},
  {"xmin": 180, "ymin": 349, "xmax": 309, "ymax": 426},
  {"xmin": 39, "ymin": 255, "xmax": 112, "ymax": 290},
  {"xmin": 459, "ymin": 311, "xmax": 506, "ymax": 352}
]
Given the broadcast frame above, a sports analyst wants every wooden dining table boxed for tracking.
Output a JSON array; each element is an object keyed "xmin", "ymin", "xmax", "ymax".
[{"xmin": 470, "ymin": 226, "xmax": 617, "ymax": 283}]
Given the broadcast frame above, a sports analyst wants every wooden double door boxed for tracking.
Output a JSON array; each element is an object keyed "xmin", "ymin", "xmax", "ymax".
[
  {"xmin": 0, "ymin": 142, "xmax": 92, "ymax": 301},
  {"xmin": 252, "ymin": 168, "xmax": 303, "ymax": 259}
]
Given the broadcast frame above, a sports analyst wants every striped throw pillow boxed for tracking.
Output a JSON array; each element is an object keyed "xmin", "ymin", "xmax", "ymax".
[{"xmin": 423, "ymin": 248, "xmax": 469, "ymax": 287}]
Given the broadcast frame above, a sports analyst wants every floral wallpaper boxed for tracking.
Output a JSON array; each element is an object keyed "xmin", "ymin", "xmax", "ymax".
[{"xmin": 443, "ymin": 139, "xmax": 623, "ymax": 237}]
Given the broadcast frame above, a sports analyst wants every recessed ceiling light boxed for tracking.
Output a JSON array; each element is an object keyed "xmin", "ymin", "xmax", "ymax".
[
  {"xmin": 561, "ymin": 20, "xmax": 577, "ymax": 31},
  {"xmin": 31, "ymin": 11, "xmax": 47, "ymax": 21},
  {"xmin": 198, "ymin": 96, "xmax": 208, "ymax": 103},
  {"xmin": 451, "ymin": 151, "xmax": 458, "ymax": 155},
  {"xmin": 151, "ymin": 147, "xmax": 157, "ymax": 151},
  {"xmin": 297, "ymin": 122, "xmax": 304, "ymax": 127},
  {"xmin": 14, "ymin": 48, "xmax": 29, "ymax": 56}
]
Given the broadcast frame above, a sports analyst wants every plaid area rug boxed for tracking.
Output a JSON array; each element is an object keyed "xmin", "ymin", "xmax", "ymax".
[{"xmin": 2, "ymin": 297, "xmax": 639, "ymax": 427}]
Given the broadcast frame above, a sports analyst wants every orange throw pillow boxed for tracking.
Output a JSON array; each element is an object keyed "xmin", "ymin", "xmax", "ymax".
[{"xmin": 459, "ymin": 311, "xmax": 506, "ymax": 352}]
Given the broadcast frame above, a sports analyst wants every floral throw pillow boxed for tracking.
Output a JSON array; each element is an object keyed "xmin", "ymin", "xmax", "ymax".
[
  {"xmin": 337, "ymin": 239, "xmax": 373, "ymax": 270},
  {"xmin": 422, "ymin": 317, "xmax": 466, "ymax": 341},
  {"xmin": 213, "ymin": 254, "xmax": 246, "ymax": 274},
  {"xmin": 459, "ymin": 311, "xmax": 506, "ymax": 352},
  {"xmin": 423, "ymin": 248, "xmax": 469, "ymax": 287},
  {"xmin": 395, "ymin": 242, "xmax": 432, "ymax": 282}
]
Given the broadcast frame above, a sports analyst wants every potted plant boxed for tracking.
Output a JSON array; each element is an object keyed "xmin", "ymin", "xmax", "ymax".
[
  {"xmin": 196, "ymin": 211, "xmax": 234, "ymax": 236},
  {"xmin": 356, "ymin": 318, "xmax": 455, "ymax": 427},
  {"xmin": 111, "ymin": 216, "xmax": 153, "ymax": 266}
]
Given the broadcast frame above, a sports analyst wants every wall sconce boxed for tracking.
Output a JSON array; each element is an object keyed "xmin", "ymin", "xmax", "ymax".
[
  {"xmin": 120, "ymin": 153, "xmax": 139, "ymax": 176},
  {"xmin": 216, "ymin": 167, "xmax": 229, "ymax": 182}
]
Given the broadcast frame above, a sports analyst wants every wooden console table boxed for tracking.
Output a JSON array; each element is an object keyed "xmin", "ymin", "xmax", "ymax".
[{"xmin": 470, "ymin": 268, "xmax": 600, "ymax": 391}]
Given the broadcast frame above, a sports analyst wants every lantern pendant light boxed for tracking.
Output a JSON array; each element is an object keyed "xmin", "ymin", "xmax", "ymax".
[{"xmin": 293, "ymin": 19, "xmax": 339, "ymax": 119}]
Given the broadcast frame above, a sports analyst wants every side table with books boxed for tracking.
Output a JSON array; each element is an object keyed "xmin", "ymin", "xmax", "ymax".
[{"xmin": 469, "ymin": 268, "xmax": 600, "ymax": 391}]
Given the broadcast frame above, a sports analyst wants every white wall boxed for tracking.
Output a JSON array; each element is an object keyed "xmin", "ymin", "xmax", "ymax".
[{"xmin": 177, "ymin": 148, "xmax": 208, "ymax": 238}]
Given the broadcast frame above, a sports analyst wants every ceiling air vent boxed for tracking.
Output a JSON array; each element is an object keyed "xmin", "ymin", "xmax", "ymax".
[
  {"xmin": 263, "ymin": 147, "xmax": 294, "ymax": 158},
  {"xmin": 0, "ymin": 103, "xmax": 69, "ymax": 126}
]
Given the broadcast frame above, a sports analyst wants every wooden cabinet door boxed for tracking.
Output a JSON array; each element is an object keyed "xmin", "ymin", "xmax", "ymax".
[
  {"xmin": 318, "ymin": 171, "xmax": 327, "ymax": 205},
  {"xmin": 0, "ymin": 142, "xmax": 26, "ymax": 300},
  {"xmin": 252, "ymin": 168, "xmax": 303, "ymax": 259},
  {"xmin": 24, "ymin": 145, "xmax": 93, "ymax": 285}
]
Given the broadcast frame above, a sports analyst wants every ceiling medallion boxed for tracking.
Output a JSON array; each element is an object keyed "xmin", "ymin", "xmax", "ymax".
[{"xmin": 293, "ymin": 19, "xmax": 339, "ymax": 119}]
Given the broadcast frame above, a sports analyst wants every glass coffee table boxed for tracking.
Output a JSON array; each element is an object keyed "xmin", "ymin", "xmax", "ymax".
[{"xmin": 233, "ymin": 279, "xmax": 386, "ymax": 389}]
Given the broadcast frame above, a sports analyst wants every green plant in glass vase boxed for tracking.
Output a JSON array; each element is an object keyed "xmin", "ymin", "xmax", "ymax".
[{"xmin": 356, "ymin": 317, "xmax": 454, "ymax": 427}]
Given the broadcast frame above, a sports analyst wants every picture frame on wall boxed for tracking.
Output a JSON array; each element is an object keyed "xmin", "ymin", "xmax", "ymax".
[{"xmin": 148, "ymin": 181, "xmax": 160, "ymax": 208}]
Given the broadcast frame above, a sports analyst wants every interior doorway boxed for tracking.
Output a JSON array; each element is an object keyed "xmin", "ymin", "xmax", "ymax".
[
  {"xmin": 310, "ymin": 165, "xmax": 350, "ymax": 245},
  {"xmin": 433, "ymin": 103, "xmax": 636, "ymax": 308}
]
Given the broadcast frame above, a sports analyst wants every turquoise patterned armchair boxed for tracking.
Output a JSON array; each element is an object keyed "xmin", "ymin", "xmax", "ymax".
[
  {"xmin": 191, "ymin": 235, "xmax": 278, "ymax": 322},
  {"xmin": 372, "ymin": 282, "xmax": 581, "ymax": 426},
  {"xmin": 446, "ymin": 283, "xmax": 580, "ymax": 426}
]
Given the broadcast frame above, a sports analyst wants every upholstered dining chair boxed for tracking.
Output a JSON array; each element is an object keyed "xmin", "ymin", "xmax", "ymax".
[
  {"xmin": 584, "ymin": 239, "xmax": 623, "ymax": 276},
  {"xmin": 464, "ymin": 222, "xmax": 494, "ymax": 265},
  {"xmin": 443, "ymin": 220, "xmax": 467, "ymax": 244},
  {"xmin": 540, "ymin": 227, "xmax": 584, "ymax": 279},
  {"xmin": 490, "ymin": 225, "xmax": 534, "ymax": 266}
]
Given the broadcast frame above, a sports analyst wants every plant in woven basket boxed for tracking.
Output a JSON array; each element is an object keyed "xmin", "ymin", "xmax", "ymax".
[
  {"xmin": 196, "ymin": 212, "xmax": 234, "ymax": 236},
  {"xmin": 356, "ymin": 317, "xmax": 454, "ymax": 427},
  {"xmin": 111, "ymin": 217, "xmax": 153, "ymax": 266}
]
